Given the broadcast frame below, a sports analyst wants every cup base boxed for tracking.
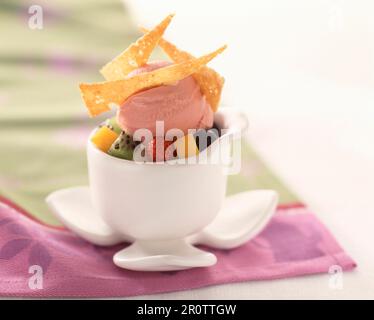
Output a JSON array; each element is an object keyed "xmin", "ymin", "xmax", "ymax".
[{"xmin": 113, "ymin": 239, "xmax": 217, "ymax": 271}]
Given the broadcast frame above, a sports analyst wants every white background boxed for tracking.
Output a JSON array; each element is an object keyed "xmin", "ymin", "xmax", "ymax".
[{"xmin": 122, "ymin": 0, "xmax": 374, "ymax": 299}]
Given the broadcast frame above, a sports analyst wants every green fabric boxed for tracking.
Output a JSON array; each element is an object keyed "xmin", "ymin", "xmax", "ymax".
[{"xmin": 0, "ymin": 0, "xmax": 299, "ymax": 226}]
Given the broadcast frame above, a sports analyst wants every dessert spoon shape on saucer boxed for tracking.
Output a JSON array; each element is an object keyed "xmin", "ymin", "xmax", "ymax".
[
  {"xmin": 46, "ymin": 187, "xmax": 127, "ymax": 246},
  {"xmin": 188, "ymin": 190, "xmax": 278, "ymax": 249},
  {"xmin": 46, "ymin": 187, "xmax": 278, "ymax": 271}
]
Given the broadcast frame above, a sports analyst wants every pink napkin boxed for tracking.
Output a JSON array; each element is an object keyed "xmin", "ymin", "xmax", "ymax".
[{"xmin": 0, "ymin": 196, "xmax": 356, "ymax": 298}]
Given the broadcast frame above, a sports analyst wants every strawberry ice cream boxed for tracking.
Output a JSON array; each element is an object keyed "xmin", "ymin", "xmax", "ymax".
[{"xmin": 116, "ymin": 61, "xmax": 214, "ymax": 135}]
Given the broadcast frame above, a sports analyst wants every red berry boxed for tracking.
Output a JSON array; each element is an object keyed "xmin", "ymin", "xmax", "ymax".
[{"xmin": 146, "ymin": 138, "xmax": 175, "ymax": 162}]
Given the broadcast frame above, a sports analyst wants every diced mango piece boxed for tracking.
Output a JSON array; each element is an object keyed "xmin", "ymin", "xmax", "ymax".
[
  {"xmin": 91, "ymin": 126, "xmax": 119, "ymax": 152},
  {"xmin": 174, "ymin": 134, "xmax": 199, "ymax": 159}
]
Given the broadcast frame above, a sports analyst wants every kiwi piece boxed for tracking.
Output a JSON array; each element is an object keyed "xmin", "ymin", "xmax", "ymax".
[
  {"xmin": 108, "ymin": 131, "xmax": 137, "ymax": 160},
  {"xmin": 100, "ymin": 117, "xmax": 122, "ymax": 134}
]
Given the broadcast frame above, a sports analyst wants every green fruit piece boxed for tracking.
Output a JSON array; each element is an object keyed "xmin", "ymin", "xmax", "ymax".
[
  {"xmin": 108, "ymin": 131, "xmax": 136, "ymax": 160},
  {"xmin": 102, "ymin": 117, "xmax": 122, "ymax": 134}
]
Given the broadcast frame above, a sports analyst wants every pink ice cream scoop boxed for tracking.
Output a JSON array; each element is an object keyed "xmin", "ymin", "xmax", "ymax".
[{"xmin": 116, "ymin": 61, "xmax": 214, "ymax": 136}]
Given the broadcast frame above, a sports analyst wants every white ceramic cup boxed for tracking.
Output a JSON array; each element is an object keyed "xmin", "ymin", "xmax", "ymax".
[{"xmin": 87, "ymin": 109, "xmax": 248, "ymax": 246}]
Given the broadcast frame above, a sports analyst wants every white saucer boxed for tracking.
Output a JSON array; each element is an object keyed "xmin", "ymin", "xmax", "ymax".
[{"xmin": 46, "ymin": 187, "xmax": 278, "ymax": 271}]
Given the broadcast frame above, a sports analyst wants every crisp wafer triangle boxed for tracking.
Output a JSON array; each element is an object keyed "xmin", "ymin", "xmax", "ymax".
[
  {"xmin": 141, "ymin": 27, "xmax": 225, "ymax": 112},
  {"xmin": 80, "ymin": 46, "xmax": 227, "ymax": 117},
  {"xmin": 100, "ymin": 14, "xmax": 174, "ymax": 81}
]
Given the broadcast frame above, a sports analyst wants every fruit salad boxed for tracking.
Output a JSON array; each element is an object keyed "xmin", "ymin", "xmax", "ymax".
[{"xmin": 79, "ymin": 14, "xmax": 225, "ymax": 162}]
